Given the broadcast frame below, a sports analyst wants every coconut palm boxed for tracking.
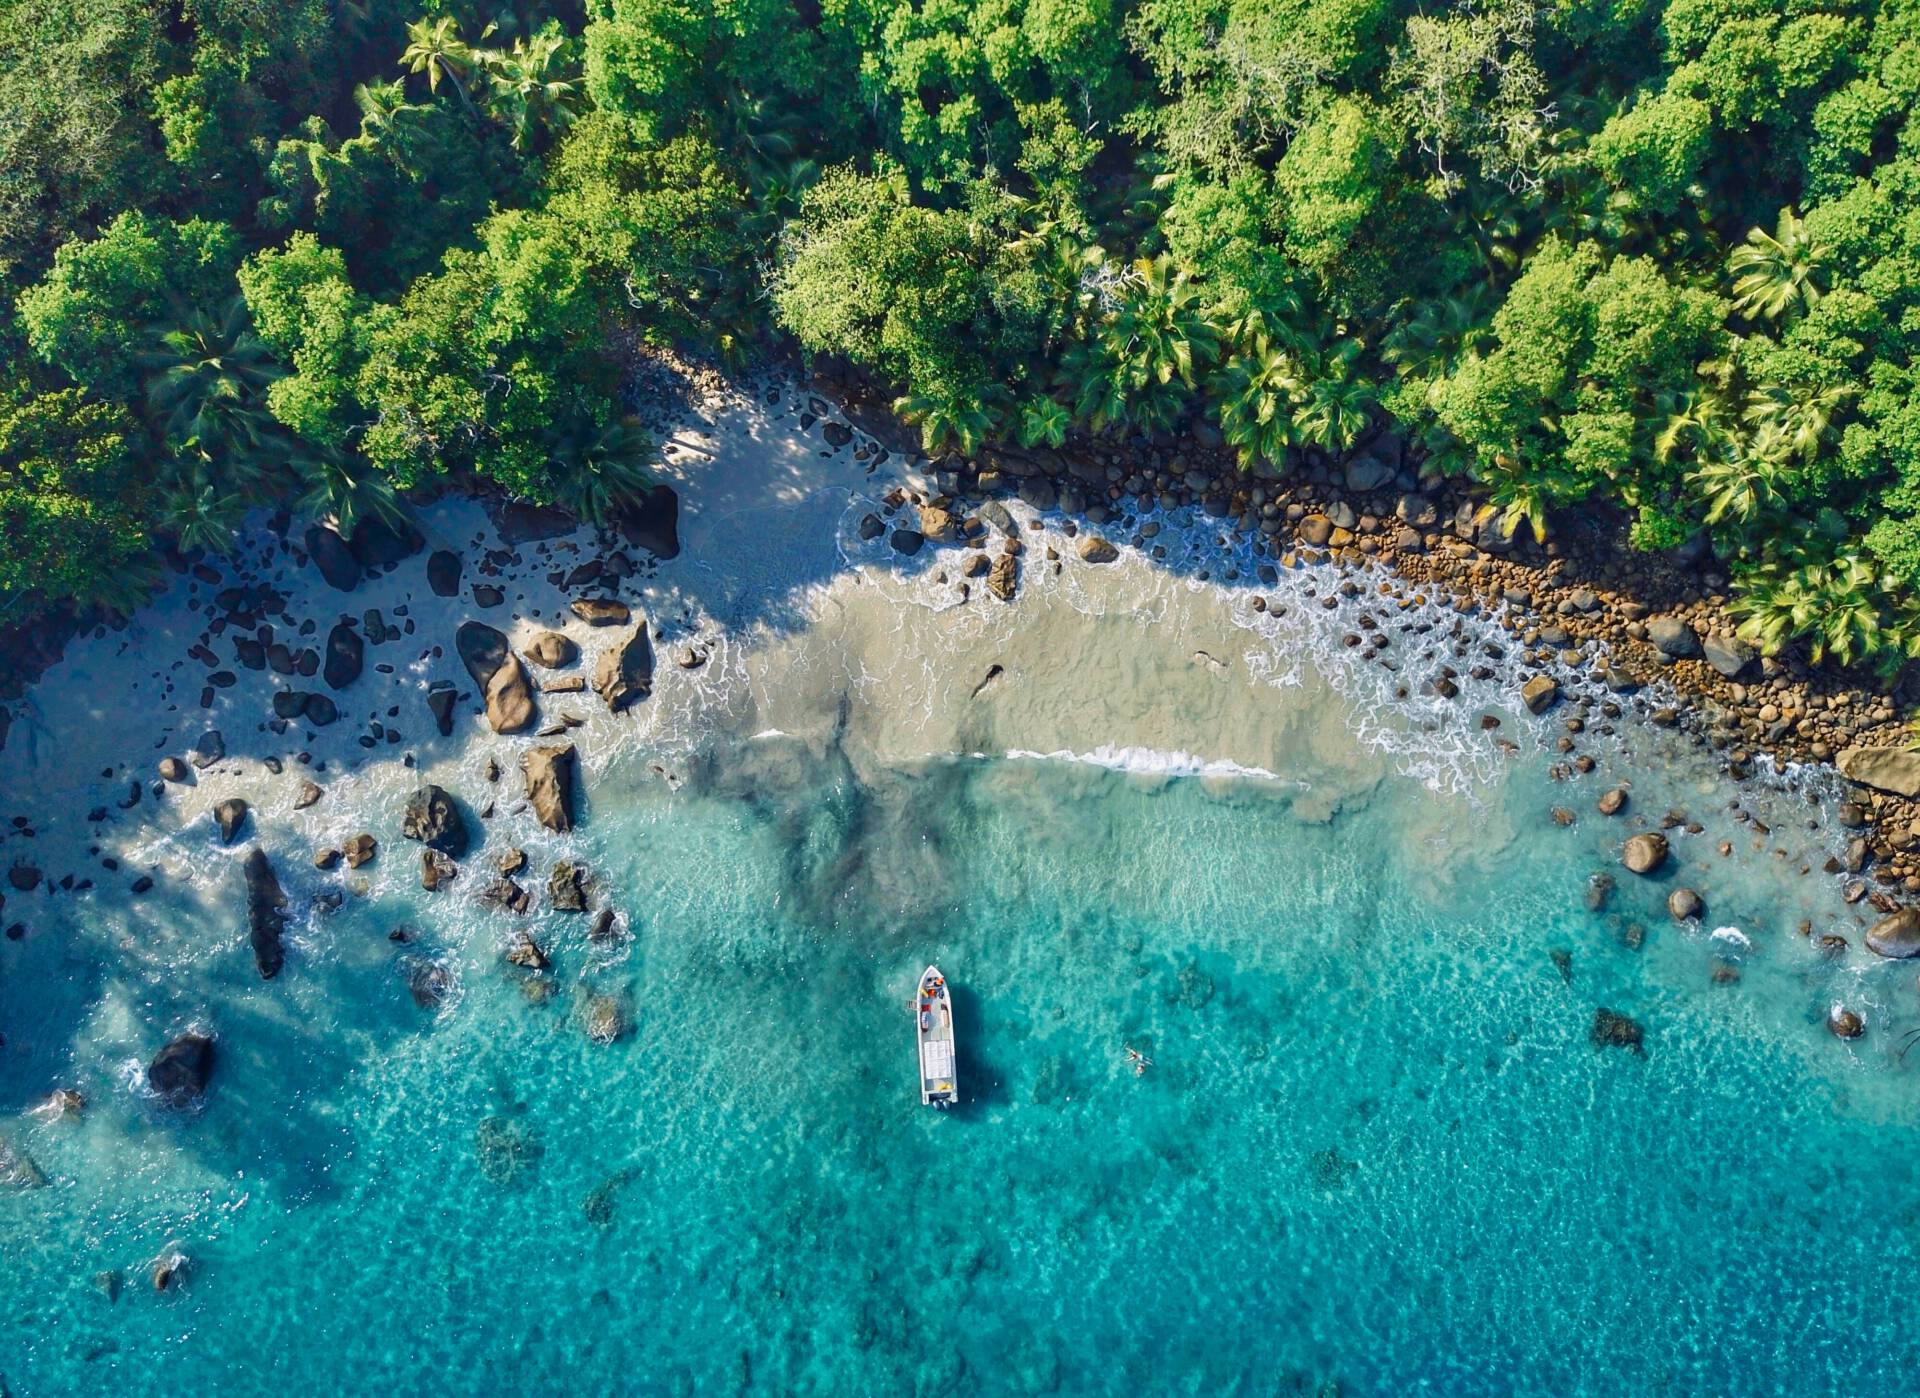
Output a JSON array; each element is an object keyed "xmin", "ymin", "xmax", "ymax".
[
  {"xmin": 157, "ymin": 466, "xmax": 251, "ymax": 557},
  {"xmin": 401, "ymin": 16, "xmax": 489, "ymax": 115},
  {"xmin": 1062, "ymin": 255, "xmax": 1219, "ymax": 433},
  {"xmin": 1209, "ymin": 341, "xmax": 1305, "ymax": 470},
  {"xmin": 1292, "ymin": 344, "xmax": 1376, "ymax": 453},
  {"xmin": 545, "ymin": 416, "xmax": 655, "ymax": 524},
  {"xmin": 1687, "ymin": 450, "xmax": 1787, "ymax": 528},
  {"xmin": 894, "ymin": 385, "xmax": 1004, "ymax": 459},
  {"xmin": 1742, "ymin": 381, "xmax": 1852, "ymax": 462},
  {"xmin": 1728, "ymin": 209, "xmax": 1827, "ymax": 323},
  {"xmin": 1018, "ymin": 396, "xmax": 1071, "ymax": 450},
  {"xmin": 142, "ymin": 300, "xmax": 283, "ymax": 466},
  {"xmin": 1382, "ymin": 286, "xmax": 1496, "ymax": 381},
  {"xmin": 1728, "ymin": 550, "xmax": 1884, "ymax": 667},
  {"xmin": 291, "ymin": 448, "xmax": 410, "ymax": 540},
  {"xmin": 481, "ymin": 30, "xmax": 581, "ymax": 152},
  {"xmin": 1651, "ymin": 385, "xmax": 1740, "ymax": 465}
]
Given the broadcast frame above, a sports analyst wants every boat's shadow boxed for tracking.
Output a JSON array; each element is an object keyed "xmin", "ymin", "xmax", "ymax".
[{"xmin": 948, "ymin": 983, "xmax": 1005, "ymax": 1116}]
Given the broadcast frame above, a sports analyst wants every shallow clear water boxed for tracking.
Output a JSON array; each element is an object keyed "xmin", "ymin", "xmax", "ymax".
[
  {"xmin": 4, "ymin": 734, "xmax": 1920, "ymax": 1395},
  {"xmin": 4, "ymin": 383, "xmax": 1920, "ymax": 1394}
]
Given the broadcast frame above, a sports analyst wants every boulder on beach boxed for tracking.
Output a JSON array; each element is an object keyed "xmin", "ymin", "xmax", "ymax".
[
  {"xmin": 987, "ymin": 552, "xmax": 1018, "ymax": 602},
  {"xmin": 323, "ymin": 622, "xmax": 363, "ymax": 689},
  {"xmin": 147, "ymin": 1032, "xmax": 215, "ymax": 1102},
  {"xmin": 427, "ymin": 683, "xmax": 457, "ymax": 736},
  {"xmin": 346, "ymin": 516, "xmax": 423, "ymax": 567},
  {"xmin": 160, "ymin": 757, "xmax": 189, "ymax": 783},
  {"xmin": 191, "ymin": 729, "xmax": 225, "ymax": 769},
  {"xmin": 1622, "ymin": 832, "xmax": 1669, "ymax": 875},
  {"xmin": 1078, "ymin": 536, "xmax": 1118, "ymax": 563},
  {"xmin": 619, "ymin": 482, "xmax": 680, "ymax": 560},
  {"xmin": 402, "ymin": 784, "xmax": 469, "ymax": 858},
  {"xmin": 523, "ymin": 744, "xmax": 576, "ymax": 833},
  {"xmin": 426, "ymin": 550, "xmax": 463, "ymax": 598},
  {"xmin": 593, "ymin": 622, "xmax": 654, "ymax": 712},
  {"xmin": 1836, "ymin": 747, "xmax": 1920, "ymax": 799},
  {"xmin": 243, "ymin": 847, "xmax": 287, "ymax": 978},
  {"xmin": 1589, "ymin": 1008, "xmax": 1645, "ymax": 1054},
  {"xmin": 889, "ymin": 528, "xmax": 924, "ymax": 556},
  {"xmin": 918, "ymin": 504, "xmax": 957, "ymax": 541},
  {"xmin": 214, "ymin": 798, "xmax": 249, "ymax": 845},
  {"xmin": 295, "ymin": 780, "xmax": 323, "ymax": 809},
  {"xmin": 525, "ymin": 631, "xmax": 579, "ymax": 668},
  {"xmin": 304, "ymin": 525, "xmax": 361, "ymax": 591},
  {"xmin": 570, "ymin": 597, "xmax": 630, "ymax": 627},
  {"xmin": 1647, "ymin": 617, "xmax": 1702, "ymax": 659},
  {"xmin": 1701, "ymin": 633, "xmax": 1755, "ymax": 679},
  {"xmin": 455, "ymin": 621, "xmax": 535, "ymax": 733},
  {"xmin": 1865, "ymin": 907, "xmax": 1920, "ymax": 958}
]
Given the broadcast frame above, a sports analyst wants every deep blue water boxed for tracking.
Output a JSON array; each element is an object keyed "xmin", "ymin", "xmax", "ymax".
[{"xmin": 4, "ymin": 732, "xmax": 1919, "ymax": 1395}]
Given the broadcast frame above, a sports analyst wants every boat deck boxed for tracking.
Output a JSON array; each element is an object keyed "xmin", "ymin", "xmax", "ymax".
[{"xmin": 917, "ymin": 966, "xmax": 957, "ymax": 1106}]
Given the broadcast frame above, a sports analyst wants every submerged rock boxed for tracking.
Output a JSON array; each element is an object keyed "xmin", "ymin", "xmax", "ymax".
[
  {"xmin": 241, "ymin": 847, "xmax": 288, "ymax": 978},
  {"xmin": 402, "ymin": 784, "xmax": 469, "ymax": 858},
  {"xmin": 1589, "ymin": 1008, "xmax": 1645, "ymax": 1054},
  {"xmin": 405, "ymin": 956, "xmax": 454, "ymax": 1010},
  {"xmin": 582, "ymin": 992, "xmax": 630, "ymax": 1045},
  {"xmin": 475, "ymin": 1117, "xmax": 543, "ymax": 1186},
  {"xmin": 147, "ymin": 1032, "xmax": 215, "ymax": 1102},
  {"xmin": 593, "ymin": 622, "xmax": 654, "ymax": 712},
  {"xmin": 523, "ymin": 744, "xmax": 576, "ymax": 833},
  {"xmin": 0, "ymin": 1135, "xmax": 47, "ymax": 1190}
]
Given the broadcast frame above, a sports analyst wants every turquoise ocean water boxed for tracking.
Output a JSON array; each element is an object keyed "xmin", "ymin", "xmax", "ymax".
[
  {"xmin": 3, "ymin": 727, "xmax": 1919, "ymax": 1395},
  {"xmin": 3, "ymin": 384, "xmax": 1920, "ymax": 1393}
]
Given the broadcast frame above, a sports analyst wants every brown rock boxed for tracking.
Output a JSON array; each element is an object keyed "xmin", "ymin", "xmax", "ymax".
[
  {"xmin": 1622, "ymin": 833, "xmax": 1669, "ymax": 875},
  {"xmin": 593, "ymin": 622, "xmax": 654, "ymax": 712},
  {"xmin": 571, "ymin": 597, "xmax": 630, "ymax": 627},
  {"xmin": 522, "ymin": 744, "xmax": 576, "ymax": 833},
  {"xmin": 505, "ymin": 931, "xmax": 550, "ymax": 971},
  {"xmin": 1865, "ymin": 907, "xmax": 1920, "ymax": 958},
  {"xmin": 1827, "ymin": 1005, "xmax": 1865, "ymax": 1039}
]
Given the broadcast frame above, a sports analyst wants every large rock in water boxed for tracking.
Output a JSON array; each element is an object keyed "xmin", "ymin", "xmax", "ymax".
[
  {"xmin": 148, "ymin": 1033, "xmax": 215, "ymax": 1102},
  {"xmin": 1837, "ymin": 747, "xmax": 1920, "ymax": 799},
  {"xmin": 522, "ymin": 744, "xmax": 576, "ymax": 833},
  {"xmin": 1622, "ymin": 832, "xmax": 1669, "ymax": 875},
  {"xmin": 1865, "ymin": 907, "xmax": 1920, "ymax": 958},
  {"xmin": 305, "ymin": 525, "xmax": 361, "ymax": 591},
  {"xmin": 593, "ymin": 622, "xmax": 654, "ymax": 712},
  {"xmin": 525, "ymin": 631, "xmax": 578, "ymax": 668},
  {"xmin": 455, "ymin": 621, "xmax": 535, "ymax": 733},
  {"xmin": 215, "ymin": 798, "xmax": 249, "ymax": 845},
  {"xmin": 243, "ymin": 847, "xmax": 287, "ymax": 978},
  {"xmin": 323, "ymin": 622, "xmax": 363, "ymax": 689},
  {"xmin": 402, "ymin": 784, "xmax": 469, "ymax": 857}
]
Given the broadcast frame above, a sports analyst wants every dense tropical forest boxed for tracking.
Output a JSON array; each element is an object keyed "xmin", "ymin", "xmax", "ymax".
[{"xmin": 0, "ymin": 0, "xmax": 1916, "ymax": 669}]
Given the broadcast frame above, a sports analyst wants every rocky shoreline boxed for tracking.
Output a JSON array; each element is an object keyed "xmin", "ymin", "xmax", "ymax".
[{"xmin": 807, "ymin": 361, "xmax": 1920, "ymax": 897}]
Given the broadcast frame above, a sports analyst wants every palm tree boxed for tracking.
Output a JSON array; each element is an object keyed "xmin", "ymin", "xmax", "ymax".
[
  {"xmin": 894, "ymin": 386, "xmax": 1003, "ymax": 459},
  {"xmin": 157, "ymin": 466, "xmax": 251, "ymax": 557},
  {"xmin": 1018, "ymin": 396, "xmax": 1071, "ymax": 450},
  {"xmin": 142, "ymin": 300, "xmax": 283, "ymax": 464},
  {"xmin": 1382, "ymin": 286, "xmax": 1496, "ymax": 382},
  {"xmin": 481, "ymin": 30, "xmax": 581, "ymax": 152},
  {"xmin": 292, "ymin": 448, "xmax": 410, "ymax": 540},
  {"xmin": 1742, "ymin": 381, "xmax": 1852, "ymax": 461},
  {"xmin": 1688, "ymin": 451, "xmax": 1787, "ymax": 528},
  {"xmin": 545, "ymin": 416, "xmax": 656, "ymax": 525},
  {"xmin": 1728, "ymin": 551, "xmax": 1884, "ymax": 667},
  {"xmin": 401, "ymin": 16, "xmax": 488, "ymax": 116},
  {"xmin": 1651, "ymin": 385, "xmax": 1740, "ymax": 465},
  {"xmin": 1292, "ymin": 343, "xmax": 1376, "ymax": 453},
  {"xmin": 1728, "ymin": 209, "xmax": 1827, "ymax": 323},
  {"xmin": 1210, "ymin": 341, "xmax": 1305, "ymax": 470},
  {"xmin": 1064, "ymin": 255, "xmax": 1219, "ymax": 434}
]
